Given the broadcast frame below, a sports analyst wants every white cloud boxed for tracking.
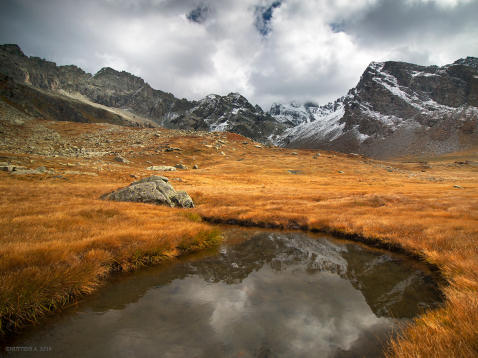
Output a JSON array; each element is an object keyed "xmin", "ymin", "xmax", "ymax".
[
  {"xmin": 406, "ymin": 0, "xmax": 473, "ymax": 8},
  {"xmin": 0, "ymin": 0, "xmax": 477, "ymax": 109}
]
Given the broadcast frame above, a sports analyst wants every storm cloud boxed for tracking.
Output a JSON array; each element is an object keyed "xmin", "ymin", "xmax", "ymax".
[{"xmin": 0, "ymin": 0, "xmax": 477, "ymax": 109}]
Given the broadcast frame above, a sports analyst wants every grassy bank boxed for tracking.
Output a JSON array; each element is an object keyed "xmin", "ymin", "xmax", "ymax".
[
  {"xmin": 0, "ymin": 179, "xmax": 222, "ymax": 337},
  {"xmin": 0, "ymin": 119, "xmax": 477, "ymax": 356}
]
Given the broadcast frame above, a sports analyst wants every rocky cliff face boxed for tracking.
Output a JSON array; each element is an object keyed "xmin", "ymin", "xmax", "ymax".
[
  {"xmin": 272, "ymin": 58, "xmax": 478, "ymax": 158},
  {"xmin": 0, "ymin": 44, "xmax": 286, "ymax": 142},
  {"xmin": 0, "ymin": 73, "xmax": 142, "ymax": 127}
]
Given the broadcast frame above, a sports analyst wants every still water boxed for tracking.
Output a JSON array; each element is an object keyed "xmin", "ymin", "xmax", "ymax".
[{"xmin": 5, "ymin": 229, "xmax": 443, "ymax": 358}]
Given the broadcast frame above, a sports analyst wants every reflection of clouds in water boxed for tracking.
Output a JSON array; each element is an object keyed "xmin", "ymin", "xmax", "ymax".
[
  {"xmin": 210, "ymin": 283, "xmax": 253, "ymax": 333},
  {"xmin": 171, "ymin": 267, "xmax": 390, "ymax": 357},
  {"xmin": 179, "ymin": 279, "xmax": 255, "ymax": 334}
]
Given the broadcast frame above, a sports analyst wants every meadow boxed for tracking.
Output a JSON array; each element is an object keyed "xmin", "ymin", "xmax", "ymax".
[{"xmin": 1, "ymin": 119, "xmax": 477, "ymax": 357}]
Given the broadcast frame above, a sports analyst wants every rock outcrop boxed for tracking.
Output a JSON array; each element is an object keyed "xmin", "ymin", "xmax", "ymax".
[{"xmin": 101, "ymin": 176, "xmax": 194, "ymax": 208}]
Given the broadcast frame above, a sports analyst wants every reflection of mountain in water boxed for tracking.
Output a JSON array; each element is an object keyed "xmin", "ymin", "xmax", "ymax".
[{"xmin": 182, "ymin": 231, "xmax": 442, "ymax": 319}]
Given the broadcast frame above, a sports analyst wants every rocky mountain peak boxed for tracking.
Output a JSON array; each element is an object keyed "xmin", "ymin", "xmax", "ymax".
[
  {"xmin": 93, "ymin": 67, "xmax": 147, "ymax": 92},
  {"xmin": 1, "ymin": 44, "xmax": 25, "ymax": 57},
  {"xmin": 453, "ymin": 56, "xmax": 478, "ymax": 69},
  {"xmin": 272, "ymin": 57, "xmax": 478, "ymax": 158}
]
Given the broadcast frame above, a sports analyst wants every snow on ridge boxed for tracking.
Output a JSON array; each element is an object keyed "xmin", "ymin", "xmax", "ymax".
[
  {"xmin": 411, "ymin": 70, "xmax": 437, "ymax": 78},
  {"xmin": 210, "ymin": 120, "xmax": 230, "ymax": 132},
  {"xmin": 270, "ymin": 102, "xmax": 312, "ymax": 126},
  {"xmin": 368, "ymin": 61, "xmax": 385, "ymax": 72},
  {"xmin": 279, "ymin": 102, "xmax": 345, "ymax": 143},
  {"xmin": 359, "ymin": 104, "xmax": 402, "ymax": 127}
]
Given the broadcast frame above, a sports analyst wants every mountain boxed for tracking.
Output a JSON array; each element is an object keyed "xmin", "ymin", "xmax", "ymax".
[
  {"xmin": 271, "ymin": 58, "xmax": 478, "ymax": 158},
  {"xmin": 173, "ymin": 93, "xmax": 286, "ymax": 142},
  {"xmin": 0, "ymin": 44, "xmax": 287, "ymax": 142},
  {"xmin": 1, "ymin": 44, "xmax": 477, "ymax": 158}
]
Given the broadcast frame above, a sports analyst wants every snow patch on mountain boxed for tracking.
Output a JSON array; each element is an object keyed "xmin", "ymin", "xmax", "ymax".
[
  {"xmin": 274, "ymin": 101, "xmax": 346, "ymax": 145},
  {"xmin": 269, "ymin": 102, "xmax": 312, "ymax": 125}
]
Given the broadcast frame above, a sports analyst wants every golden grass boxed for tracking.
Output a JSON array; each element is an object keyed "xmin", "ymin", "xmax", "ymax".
[
  {"xmin": 0, "ymin": 179, "xmax": 221, "ymax": 335},
  {"xmin": 1, "ymin": 119, "xmax": 478, "ymax": 357}
]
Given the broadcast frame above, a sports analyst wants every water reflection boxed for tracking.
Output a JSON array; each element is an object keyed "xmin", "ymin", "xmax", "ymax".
[{"xmin": 5, "ymin": 230, "xmax": 442, "ymax": 358}]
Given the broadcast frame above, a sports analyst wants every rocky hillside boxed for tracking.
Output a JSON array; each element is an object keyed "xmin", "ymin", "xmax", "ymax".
[
  {"xmin": 0, "ymin": 44, "xmax": 287, "ymax": 142},
  {"xmin": 272, "ymin": 58, "xmax": 478, "ymax": 158}
]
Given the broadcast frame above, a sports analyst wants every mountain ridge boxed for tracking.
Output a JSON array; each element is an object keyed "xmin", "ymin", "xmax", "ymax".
[
  {"xmin": 1, "ymin": 43, "xmax": 477, "ymax": 158},
  {"xmin": 0, "ymin": 44, "xmax": 287, "ymax": 143}
]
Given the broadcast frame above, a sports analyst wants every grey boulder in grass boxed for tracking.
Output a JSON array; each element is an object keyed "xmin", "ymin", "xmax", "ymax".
[{"xmin": 101, "ymin": 176, "xmax": 194, "ymax": 208}]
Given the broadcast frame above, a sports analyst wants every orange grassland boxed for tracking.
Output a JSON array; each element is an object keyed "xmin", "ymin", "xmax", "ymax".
[{"xmin": 0, "ymin": 119, "xmax": 477, "ymax": 357}]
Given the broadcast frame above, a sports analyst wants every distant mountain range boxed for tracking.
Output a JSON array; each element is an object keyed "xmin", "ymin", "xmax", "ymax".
[{"xmin": 1, "ymin": 44, "xmax": 477, "ymax": 158}]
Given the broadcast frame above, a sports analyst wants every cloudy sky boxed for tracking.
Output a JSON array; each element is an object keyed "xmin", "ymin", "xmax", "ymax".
[{"xmin": 0, "ymin": 0, "xmax": 477, "ymax": 109}]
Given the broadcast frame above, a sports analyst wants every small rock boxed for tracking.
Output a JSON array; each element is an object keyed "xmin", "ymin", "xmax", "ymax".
[
  {"xmin": 147, "ymin": 165, "xmax": 177, "ymax": 171},
  {"xmin": 242, "ymin": 141, "xmax": 249, "ymax": 145},
  {"xmin": 193, "ymin": 164, "xmax": 199, "ymax": 169},
  {"xmin": 175, "ymin": 163, "xmax": 188, "ymax": 170},
  {"xmin": 453, "ymin": 185, "xmax": 464, "ymax": 189},
  {"xmin": 135, "ymin": 175, "xmax": 169, "ymax": 183},
  {"xmin": 255, "ymin": 145, "xmax": 262, "ymax": 148},
  {"xmin": 130, "ymin": 174, "xmax": 138, "ymax": 179},
  {"xmin": 338, "ymin": 171, "xmax": 344, "ymax": 174},
  {"xmin": 220, "ymin": 151, "xmax": 226, "ymax": 156},
  {"xmin": 1, "ymin": 165, "xmax": 15, "ymax": 172},
  {"xmin": 114, "ymin": 155, "xmax": 130, "ymax": 164},
  {"xmin": 291, "ymin": 152, "xmax": 298, "ymax": 155},
  {"xmin": 288, "ymin": 170, "xmax": 302, "ymax": 175},
  {"xmin": 64, "ymin": 170, "xmax": 98, "ymax": 176}
]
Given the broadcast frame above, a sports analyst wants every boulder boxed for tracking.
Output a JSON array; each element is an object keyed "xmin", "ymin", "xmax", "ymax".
[{"xmin": 101, "ymin": 176, "xmax": 194, "ymax": 208}]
